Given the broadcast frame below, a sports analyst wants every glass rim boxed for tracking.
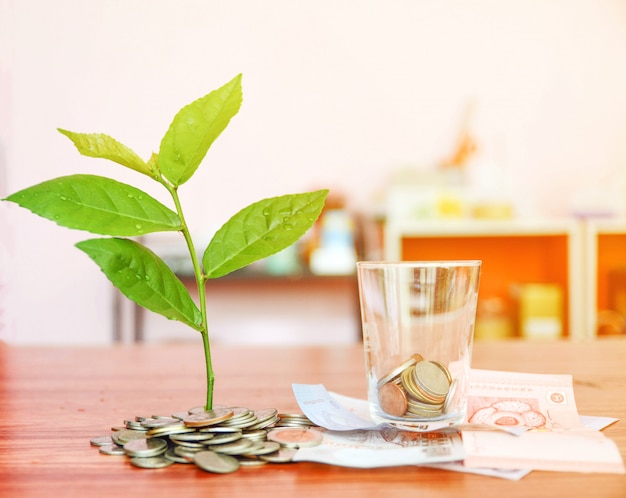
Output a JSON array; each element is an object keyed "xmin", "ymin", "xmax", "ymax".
[{"xmin": 356, "ymin": 260, "xmax": 482, "ymax": 268}]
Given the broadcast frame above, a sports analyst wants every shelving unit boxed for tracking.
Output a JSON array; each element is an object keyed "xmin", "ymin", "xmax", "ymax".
[
  {"xmin": 384, "ymin": 219, "xmax": 585, "ymax": 339},
  {"xmin": 583, "ymin": 219, "xmax": 626, "ymax": 337}
]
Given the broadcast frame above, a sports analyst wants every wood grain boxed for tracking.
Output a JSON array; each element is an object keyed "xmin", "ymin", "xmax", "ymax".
[{"xmin": 1, "ymin": 339, "xmax": 625, "ymax": 498}]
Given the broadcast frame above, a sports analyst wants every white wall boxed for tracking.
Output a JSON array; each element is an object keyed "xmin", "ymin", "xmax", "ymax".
[{"xmin": 2, "ymin": 0, "xmax": 626, "ymax": 344}]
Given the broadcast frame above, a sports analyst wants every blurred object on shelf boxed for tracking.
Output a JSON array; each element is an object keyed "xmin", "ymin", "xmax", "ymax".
[
  {"xmin": 265, "ymin": 244, "xmax": 301, "ymax": 276},
  {"xmin": 474, "ymin": 296, "xmax": 513, "ymax": 340},
  {"xmin": 596, "ymin": 310, "xmax": 625, "ymax": 336},
  {"xmin": 386, "ymin": 170, "xmax": 469, "ymax": 221},
  {"xmin": 385, "ymin": 99, "xmax": 514, "ymax": 223},
  {"xmin": 306, "ymin": 191, "xmax": 357, "ymax": 276},
  {"xmin": 598, "ymin": 267, "xmax": 626, "ymax": 335},
  {"xmin": 385, "ymin": 169, "xmax": 513, "ymax": 222},
  {"xmin": 511, "ymin": 283, "xmax": 563, "ymax": 339},
  {"xmin": 441, "ymin": 99, "xmax": 478, "ymax": 171},
  {"xmin": 471, "ymin": 201, "xmax": 513, "ymax": 220},
  {"xmin": 608, "ymin": 266, "xmax": 626, "ymax": 317},
  {"xmin": 309, "ymin": 209, "xmax": 357, "ymax": 275},
  {"xmin": 570, "ymin": 184, "xmax": 626, "ymax": 219}
]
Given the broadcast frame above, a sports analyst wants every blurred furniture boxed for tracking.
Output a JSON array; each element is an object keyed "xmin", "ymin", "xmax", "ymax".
[{"xmin": 384, "ymin": 217, "xmax": 626, "ymax": 339}]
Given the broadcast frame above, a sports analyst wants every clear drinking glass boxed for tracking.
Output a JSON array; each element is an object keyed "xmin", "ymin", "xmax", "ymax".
[{"xmin": 357, "ymin": 261, "xmax": 481, "ymax": 431}]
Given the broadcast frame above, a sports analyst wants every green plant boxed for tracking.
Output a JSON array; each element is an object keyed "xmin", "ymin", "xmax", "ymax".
[{"xmin": 3, "ymin": 74, "xmax": 328, "ymax": 410}]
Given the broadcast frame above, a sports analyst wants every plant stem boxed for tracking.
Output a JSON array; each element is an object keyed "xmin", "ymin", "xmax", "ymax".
[{"xmin": 167, "ymin": 185, "xmax": 214, "ymax": 411}]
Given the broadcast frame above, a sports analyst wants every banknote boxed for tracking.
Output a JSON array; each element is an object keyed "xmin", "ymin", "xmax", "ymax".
[
  {"xmin": 292, "ymin": 368, "xmax": 625, "ymax": 475},
  {"xmin": 293, "ymin": 428, "xmax": 465, "ymax": 468},
  {"xmin": 294, "ymin": 369, "xmax": 583, "ymax": 432},
  {"xmin": 462, "ymin": 429, "xmax": 625, "ymax": 474},
  {"xmin": 465, "ymin": 369, "xmax": 583, "ymax": 431}
]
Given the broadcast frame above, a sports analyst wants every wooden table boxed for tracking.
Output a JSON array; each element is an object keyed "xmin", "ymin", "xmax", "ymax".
[{"xmin": 1, "ymin": 338, "xmax": 625, "ymax": 497}]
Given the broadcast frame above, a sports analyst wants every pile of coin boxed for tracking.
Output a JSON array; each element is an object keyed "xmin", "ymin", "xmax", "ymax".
[
  {"xmin": 90, "ymin": 405, "xmax": 323, "ymax": 473},
  {"xmin": 377, "ymin": 353, "xmax": 455, "ymax": 419}
]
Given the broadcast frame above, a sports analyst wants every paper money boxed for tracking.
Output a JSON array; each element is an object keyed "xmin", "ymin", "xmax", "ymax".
[
  {"xmin": 292, "ymin": 368, "xmax": 626, "ymax": 475},
  {"xmin": 462, "ymin": 430, "xmax": 625, "ymax": 474},
  {"xmin": 293, "ymin": 428, "xmax": 465, "ymax": 468},
  {"xmin": 295, "ymin": 369, "xmax": 584, "ymax": 432},
  {"xmin": 466, "ymin": 369, "xmax": 583, "ymax": 431},
  {"xmin": 292, "ymin": 384, "xmax": 467, "ymax": 432}
]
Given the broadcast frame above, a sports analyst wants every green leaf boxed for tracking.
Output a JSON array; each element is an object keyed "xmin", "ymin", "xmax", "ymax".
[
  {"xmin": 158, "ymin": 74, "xmax": 243, "ymax": 186},
  {"xmin": 76, "ymin": 237, "xmax": 203, "ymax": 331},
  {"xmin": 4, "ymin": 174, "xmax": 181, "ymax": 236},
  {"xmin": 203, "ymin": 189, "xmax": 329, "ymax": 278},
  {"xmin": 58, "ymin": 129, "xmax": 154, "ymax": 179}
]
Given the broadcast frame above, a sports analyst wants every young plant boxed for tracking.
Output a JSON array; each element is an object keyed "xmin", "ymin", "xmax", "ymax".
[{"xmin": 3, "ymin": 74, "xmax": 328, "ymax": 410}]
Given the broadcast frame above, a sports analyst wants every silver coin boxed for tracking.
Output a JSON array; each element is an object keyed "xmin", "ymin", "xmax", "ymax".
[
  {"xmin": 169, "ymin": 432, "xmax": 214, "ymax": 443},
  {"xmin": 130, "ymin": 456, "xmax": 173, "ymax": 469},
  {"xmin": 198, "ymin": 426, "xmax": 242, "ymax": 434},
  {"xmin": 98, "ymin": 444, "xmax": 126, "ymax": 456},
  {"xmin": 171, "ymin": 440, "xmax": 206, "ymax": 449},
  {"xmin": 202, "ymin": 432, "xmax": 243, "ymax": 445},
  {"xmin": 241, "ymin": 429, "xmax": 268, "ymax": 442},
  {"xmin": 141, "ymin": 417, "xmax": 180, "ymax": 429},
  {"xmin": 227, "ymin": 407, "xmax": 253, "ymax": 418},
  {"xmin": 124, "ymin": 437, "xmax": 168, "ymax": 458},
  {"xmin": 146, "ymin": 424, "xmax": 196, "ymax": 437},
  {"xmin": 112, "ymin": 429, "xmax": 148, "ymax": 445},
  {"xmin": 246, "ymin": 415, "xmax": 280, "ymax": 430},
  {"xmin": 442, "ymin": 378, "xmax": 458, "ymax": 414},
  {"xmin": 243, "ymin": 441, "xmax": 281, "ymax": 456},
  {"xmin": 253, "ymin": 408, "xmax": 279, "ymax": 423},
  {"xmin": 207, "ymin": 438, "xmax": 253, "ymax": 455},
  {"xmin": 174, "ymin": 445, "xmax": 204, "ymax": 461},
  {"xmin": 237, "ymin": 457, "xmax": 267, "ymax": 467},
  {"xmin": 220, "ymin": 412, "xmax": 258, "ymax": 428},
  {"xmin": 277, "ymin": 413, "xmax": 311, "ymax": 422},
  {"xmin": 164, "ymin": 447, "xmax": 192, "ymax": 464},
  {"xmin": 276, "ymin": 414, "xmax": 316, "ymax": 427},
  {"xmin": 194, "ymin": 450, "xmax": 240, "ymax": 474},
  {"xmin": 171, "ymin": 411, "xmax": 189, "ymax": 420},
  {"xmin": 124, "ymin": 420, "xmax": 147, "ymax": 431},
  {"xmin": 259, "ymin": 448, "xmax": 298, "ymax": 463},
  {"xmin": 183, "ymin": 407, "xmax": 234, "ymax": 427},
  {"xmin": 90, "ymin": 435, "xmax": 114, "ymax": 447},
  {"xmin": 188, "ymin": 404, "xmax": 228, "ymax": 415}
]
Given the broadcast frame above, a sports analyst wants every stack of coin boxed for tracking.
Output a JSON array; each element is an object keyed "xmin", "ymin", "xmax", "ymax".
[
  {"xmin": 90, "ymin": 406, "xmax": 322, "ymax": 473},
  {"xmin": 377, "ymin": 354, "xmax": 453, "ymax": 419}
]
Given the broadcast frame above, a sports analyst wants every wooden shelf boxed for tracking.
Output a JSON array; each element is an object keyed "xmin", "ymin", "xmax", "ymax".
[
  {"xmin": 384, "ymin": 219, "xmax": 585, "ymax": 339},
  {"xmin": 583, "ymin": 219, "xmax": 626, "ymax": 336}
]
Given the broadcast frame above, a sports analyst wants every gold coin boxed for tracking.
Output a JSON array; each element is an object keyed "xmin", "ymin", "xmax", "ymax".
[
  {"xmin": 413, "ymin": 360, "xmax": 450, "ymax": 398},
  {"xmin": 377, "ymin": 356, "xmax": 418, "ymax": 388},
  {"xmin": 377, "ymin": 382, "xmax": 408, "ymax": 417},
  {"xmin": 430, "ymin": 360, "xmax": 453, "ymax": 384},
  {"xmin": 411, "ymin": 353, "xmax": 425, "ymax": 364}
]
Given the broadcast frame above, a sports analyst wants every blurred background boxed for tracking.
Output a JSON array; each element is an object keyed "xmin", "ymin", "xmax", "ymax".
[{"xmin": 2, "ymin": 0, "xmax": 626, "ymax": 345}]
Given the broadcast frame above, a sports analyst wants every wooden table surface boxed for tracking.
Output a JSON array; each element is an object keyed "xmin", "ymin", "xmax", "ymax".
[{"xmin": 1, "ymin": 338, "xmax": 625, "ymax": 498}]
